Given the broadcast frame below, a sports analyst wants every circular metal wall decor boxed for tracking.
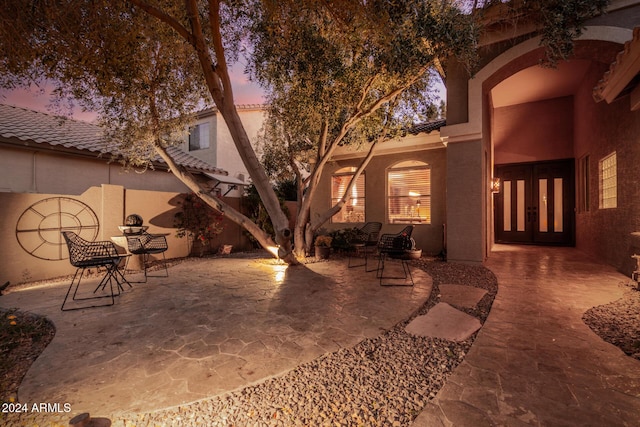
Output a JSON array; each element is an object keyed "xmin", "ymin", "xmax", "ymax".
[{"xmin": 16, "ymin": 197, "xmax": 100, "ymax": 261}]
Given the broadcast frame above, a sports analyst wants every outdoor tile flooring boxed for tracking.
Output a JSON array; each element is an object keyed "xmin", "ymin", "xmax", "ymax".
[
  {"xmin": 413, "ymin": 245, "xmax": 640, "ymax": 426},
  {"xmin": 5, "ymin": 246, "xmax": 640, "ymax": 426},
  {"xmin": 0, "ymin": 254, "xmax": 431, "ymax": 416}
]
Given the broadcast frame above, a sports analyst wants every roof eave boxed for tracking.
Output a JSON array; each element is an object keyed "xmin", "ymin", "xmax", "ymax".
[{"xmin": 593, "ymin": 27, "xmax": 640, "ymax": 110}]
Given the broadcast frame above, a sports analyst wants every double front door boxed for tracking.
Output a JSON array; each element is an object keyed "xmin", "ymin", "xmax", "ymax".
[{"xmin": 495, "ymin": 159, "xmax": 575, "ymax": 245}]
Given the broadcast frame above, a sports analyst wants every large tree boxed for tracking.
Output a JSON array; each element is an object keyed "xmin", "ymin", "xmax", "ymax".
[
  {"xmin": 247, "ymin": 0, "xmax": 609, "ymax": 257},
  {"xmin": 250, "ymin": 0, "xmax": 477, "ymax": 257},
  {"xmin": 0, "ymin": 0, "xmax": 302, "ymax": 263},
  {"xmin": 0, "ymin": 0, "xmax": 609, "ymax": 263}
]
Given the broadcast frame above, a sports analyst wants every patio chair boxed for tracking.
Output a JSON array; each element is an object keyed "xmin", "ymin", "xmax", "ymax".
[
  {"xmin": 348, "ymin": 222, "xmax": 382, "ymax": 271},
  {"xmin": 376, "ymin": 225, "xmax": 415, "ymax": 286},
  {"xmin": 125, "ymin": 231, "xmax": 168, "ymax": 282},
  {"xmin": 61, "ymin": 231, "xmax": 130, "ymax": 311}
]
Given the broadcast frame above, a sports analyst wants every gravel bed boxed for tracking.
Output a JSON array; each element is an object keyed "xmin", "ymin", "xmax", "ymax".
[
  {"xmin": 109, "ymin": 260, "xmax": 498, "ymax": 427},
  {"xmin": 583, "ymin": 281, "xmax": 640, "ymax": 360},
  {"xmin": 2, "ymin": 259, "xmax": 499, "ymax": 426}
]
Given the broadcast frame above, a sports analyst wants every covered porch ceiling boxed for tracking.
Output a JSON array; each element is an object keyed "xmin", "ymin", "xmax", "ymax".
[{"xmin": 490, "ymin": 60, "xmax": 592, "ymax": 108}]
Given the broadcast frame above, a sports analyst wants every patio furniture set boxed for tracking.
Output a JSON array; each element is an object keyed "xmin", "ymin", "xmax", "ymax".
[
  {"xmin": 60, "ymin": 215, "xmax": 168, "ymax": 311},
  {"xmin": 347, "ymin": 222, "xmax": 418, "ymax": 286},
  {"xmin": 60, "ymin": 219, "xmax": 417, "ymax": 311}
]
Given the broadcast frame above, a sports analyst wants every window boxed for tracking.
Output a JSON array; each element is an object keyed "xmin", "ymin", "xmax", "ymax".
[
  {"xmin": 599, "ymin": 152, "xmax": 617, "ymax": 209},
  {"xmin": 578, "ymin": 155, "xmax": 590, "ymax": 213},
  {"xmin": 331, "ymin": 167, "xmax": 365, "ymax": 223},
  {"xmin": 189, "ymin": 122, "xmax": 210, "ymax": 151},
  {"xmin": 387, "ymin": 160, "xmax": 431, "ymax": 224}
]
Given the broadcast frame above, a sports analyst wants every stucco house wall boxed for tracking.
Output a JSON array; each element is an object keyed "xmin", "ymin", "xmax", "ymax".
[
  {"xmin": 312, "ymin": 131, "xmax": 447, "ymax": 256},
  {"xmin": 0, "ymin": 185, "xmax": 192, "ymax": 284},
  {"xmin": 442, "ymin": 0, "xmax": 640, "ymax": 271},
  {"xmin": 0, "ymin": 145, "xmax": 187, "ymax": 195},
  {"xmin": 0, "ymin": 104, "xmax": 253, "ymax": 284},
  {"xmin": 493, "ymin": 96, "xmax": 574, "ymax": 165},
  {"xmin": 180, "ymin": 105, "xmax": 267, "ymax": 195}
]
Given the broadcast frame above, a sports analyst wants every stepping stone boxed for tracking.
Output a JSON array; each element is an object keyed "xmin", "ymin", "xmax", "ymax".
[
  {"xmin": 405, "ymin": 302, "xmax": 482, "ymax": 342},
  {"xmin": 439, "ymin": 284, "xmax": 487, "ymax": 308}
]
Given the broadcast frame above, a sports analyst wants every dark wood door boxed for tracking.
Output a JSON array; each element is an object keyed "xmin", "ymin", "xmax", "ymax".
[{"xmin": 495, "ymin": 160, "xmax": 575, "ymax": 245}]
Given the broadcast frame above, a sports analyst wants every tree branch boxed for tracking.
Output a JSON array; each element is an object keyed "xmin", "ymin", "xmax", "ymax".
[
  {"xmin": 184, "ymin": 0, "xmax": 225, "ymax": 106},
  {"xmin": 207, "ymin": 0, "xmax": 234, "ymax": 103},
  {"xmin": 128, "ymin": 0, "xmax": 195, "ymax": 45},
  {"xmin": 310, "ymin": 117, "xmax": 388, "ymax": 228}
]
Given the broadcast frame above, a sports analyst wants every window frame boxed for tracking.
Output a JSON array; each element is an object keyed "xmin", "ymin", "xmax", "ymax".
[
  {"xmin": 578, "ymin": 154, "xmax": 590, "ymax": 213},
  {"xmin": 330, "ymin": 167, "xmax": 366, "ymax": 223},
  {"xmin": 188, "ymin": 122, "xmax": 210, "ymax": 151},
  {"xmin": 599, "ymin": 152, "xmax": 617, "ymax": 210},
  {"xmin": 387, "ymin": 160, "xmax": 431, "ymax": 225}
]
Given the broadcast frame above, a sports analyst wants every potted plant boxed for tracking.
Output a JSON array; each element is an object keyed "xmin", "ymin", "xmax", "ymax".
[
  {"xmin": 403, "ymin": 237, "xmax": 421, "ymax": 259},
  {"xmin": 174, "ymin": 193, "xmax": 225, "ymax": 257},
  {"xmin": 314, "ymin": 235, "xmax": 333, "ymax": 259}
]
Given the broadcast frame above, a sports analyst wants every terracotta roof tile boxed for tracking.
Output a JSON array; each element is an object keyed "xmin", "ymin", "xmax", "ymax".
[
  {"xmin": 408, "ymin": 118, "xmax": 446, "ymax": 135},
  {"xmin": 0, "ymin": 104, "xmax": 224, "ymax": 174},
  {"xmin": 593, "ymin": 27, "xmax": 640, "ymax": 103}
]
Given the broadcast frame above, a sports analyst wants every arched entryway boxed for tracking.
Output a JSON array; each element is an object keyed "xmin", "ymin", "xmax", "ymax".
[
  {"xmin": 478, "ymin": 29, "xmax": 632, "ymax": 250},
  {"xmin": 441, "ymin": 24, "xmax": 636, "ymax": 265}
]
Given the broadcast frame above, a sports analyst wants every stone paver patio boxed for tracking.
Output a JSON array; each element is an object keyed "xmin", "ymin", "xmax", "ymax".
[{"xmin": 0, "ymin": 254, "xmax": 431, "ymax": 417}]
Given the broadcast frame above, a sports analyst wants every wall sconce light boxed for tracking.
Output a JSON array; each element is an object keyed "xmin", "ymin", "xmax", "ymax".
[{"xmin": 490, "ymin": 177, "xmax": 501, "ymax": 194}]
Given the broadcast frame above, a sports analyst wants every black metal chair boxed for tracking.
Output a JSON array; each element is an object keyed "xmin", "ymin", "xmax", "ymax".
[
  {"xmin": 376, "ymin": 225, "xmax": 415, "ymax": 286},
  {"xmin": 348, "ymin": 222, "xmax": 382, "ymax": 271},
  {"xmin": 61, "ymin": 231, "xmax": 130, "ymax": 311},
  {"xmin": 125, "ymin": 231, "xmax": 168, "ymax": 282}
]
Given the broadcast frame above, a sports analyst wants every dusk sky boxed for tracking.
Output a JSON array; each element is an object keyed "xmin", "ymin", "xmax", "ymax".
[{"xmin": 0, "ymin": 63, "xmax": 266, "ymax": 123}]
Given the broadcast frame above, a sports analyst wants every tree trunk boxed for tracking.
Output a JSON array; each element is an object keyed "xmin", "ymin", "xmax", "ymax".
[
  {"xmin": 181, "ymin": 0, "xmax": 298, "ymax": 265},
  {"xmin": 292, "ymin": 128, "xmax": 382, "ymax": 258},
  {"xmin": 153, "ymin": 144, "xmax": 285, "ymax": 259},
  {"xmin": 216, "ymin": 103, "xmax": 297, "ymax": 264}
]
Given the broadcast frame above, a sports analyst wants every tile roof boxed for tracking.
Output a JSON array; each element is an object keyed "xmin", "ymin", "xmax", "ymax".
[
  {"xmin": 408, "ymin": 118, "xmax": 446, "ymax": 135},
  {"xmin": 593, "ymin": 27, "xmax": 640, "ymax": 104},
  {"xmin": 0, "ymin": 103, "xmax": 224, "ymax": 173}
]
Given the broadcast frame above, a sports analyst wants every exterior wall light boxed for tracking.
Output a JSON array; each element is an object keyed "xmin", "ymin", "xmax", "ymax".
[{"xmin": 490, "ymin": 177, "xmax": 501, "ymax": 194}]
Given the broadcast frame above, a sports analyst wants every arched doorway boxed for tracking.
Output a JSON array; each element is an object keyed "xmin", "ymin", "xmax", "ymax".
[
  {"xmin": 441, "ymin": 24, "xmax": 634, "ymax": 264},
  {"xmin": 479, "ymin": 33, "xmax": 630, "ymax": 249}
]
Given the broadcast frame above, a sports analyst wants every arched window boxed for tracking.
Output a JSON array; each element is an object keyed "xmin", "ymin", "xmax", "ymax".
[
  {"xmin": 331, "ymin": 167, "xmax": 365, "ymax": 223},
  {"xmin": 387, "ymin": 160, "xmax": 430, "ymax": 224}
]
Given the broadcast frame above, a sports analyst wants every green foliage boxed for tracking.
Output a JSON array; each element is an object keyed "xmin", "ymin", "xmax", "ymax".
[
  {"xmin": 251, "ymin": 0, "xmax": 475, "ymax": 150},
  {"xmin": 328, "ymin": 228, "xmax": 360, "ymax": 250},
  {"xmin": 0, "ymin": 0, "xmax": 610, "ymax": 257},
  {"xmin": 532, "ymin": 0, "xmax": 610, "ymax": 64},
  {"xmin": 465, "ymin": 0, "xmax": 610, "ymax": 65},
  {"xmin": 0, "ymin": 308, "xmax": 55, "ymax": 403},
  {"xmin": 0, "ymin": 1, "xmax": 209, "ymax": 166},
  {"xmin": 242, "ymin": 184, "xmax": 290, "ymax": 247},
  {"xmin": 250, "ymin": 0, "xmax": 479, "ymax": 247},
  {"xmin": 174, "ymin": 193, "xmax": 224, "ymax": 247},
  {"xmin": 314, "ymin": 235, "xmax": 333, "ymax": 247},
  {"xmin": 274, "ymin": 178, "xmax": 298, "ymax": 202}
]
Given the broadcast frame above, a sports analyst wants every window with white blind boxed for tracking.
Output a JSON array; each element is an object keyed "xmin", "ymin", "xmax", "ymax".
[
  {"xmin": 331, "ymin": 167, "xmax": 365, "ymax": 223},
  {"xmin": 387, "ymin": 160, "xmax": 431, "ymax": 224},
  {"xmin": 599, "ymin": 152, "xmax": 617, "ymax": 209},
  {"xmin": 189, "ymin": 122, "xmax": 210, "ymax": 151}
]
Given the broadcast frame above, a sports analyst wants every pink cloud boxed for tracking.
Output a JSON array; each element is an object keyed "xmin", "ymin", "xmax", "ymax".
[
  {"xmin": 0, "ymin": 67, "xmax": 265, "ymax": 119},
  {"xmin": 0, "ymin": 83, "xmax": 98, "ymax": 122}
]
